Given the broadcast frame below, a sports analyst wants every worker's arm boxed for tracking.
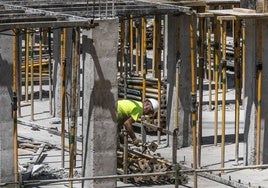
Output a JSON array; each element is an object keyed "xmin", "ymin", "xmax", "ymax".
[{"xmin": 123, "ymin": 117, "xmax": 136, "ymax": 141}]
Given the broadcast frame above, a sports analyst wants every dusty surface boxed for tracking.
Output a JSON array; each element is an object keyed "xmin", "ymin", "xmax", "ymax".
[{"xmin": 17, "ymin": 81, "xmax": 268, "ymax": 188}]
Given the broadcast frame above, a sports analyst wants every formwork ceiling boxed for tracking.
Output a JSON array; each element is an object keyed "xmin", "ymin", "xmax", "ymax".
[{"xmin": 0, "ymin": 0, "xmax": 195, "ymax": 22}]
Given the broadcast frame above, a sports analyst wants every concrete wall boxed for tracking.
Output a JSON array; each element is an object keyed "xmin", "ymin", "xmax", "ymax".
[
  {"xmin": 82, "ymin": 19, "xmax": 118, "ymax": 188},
  {"xmin": 0, "ymin": 31, "xmax": 14, "ymax": 183}
]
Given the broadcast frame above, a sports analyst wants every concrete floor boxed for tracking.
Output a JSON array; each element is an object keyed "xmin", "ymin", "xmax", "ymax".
[{"xmin": 16, "ymin": 84, "xmax": 268, "ymax": 188}]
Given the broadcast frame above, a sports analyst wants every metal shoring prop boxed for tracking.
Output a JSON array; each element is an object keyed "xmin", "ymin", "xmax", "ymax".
[
  {"xmin": 61, "ymin": 28, "xmax": 67, "ymax": 169},
  {"xmin": 38, "ymin": 28, "xmax": 43, "ymax": 101},
  {"xmin": 17, "ymin": 29, "xmax": 22, "ymax": 118},
  {"xmin": 141, "ymin": 16, "xmax": 147, "ymax": 102},
  {"xmin": 153, "ymin": 14, "xmax": 162, "ymax": 145},
  {"xmin": 197, "ymin": 16, "xmax": 205, "ymax": 168},
  {"xmin": 48, "ymin": 28, "xmax": 53, "ymax": 116},
  {"xmin": 13, "ymin": 28, "xmax": 19, "ymax": 183},
  {"xmin": 241, "ymin": 20, "xmax": 246, "ymax": 109},
  {"xmin": 219, "ymin": 18, "xmax": 227, "ymax": 170},
  {"xmin": 207, "ymin": 18, "xmax": 212, "ymax": 111},
  {"xmin": 236, "ymin": 19, "xmax": 244, "ymax": 164},
  {"xmin": 256, "ymin": 21, "xmax": 263, "ymax": 166},
  {"xmin": 69, "ymin": 27, "xmax": 80, "ymax": 188},
  {"xmin": 25, "ymin": 29, "xmax": 29, "ymax": 102},
  {"xmin": 135, "ymin": 18, "xmax": 140, "ymax": 74},
  {"xmin": 213, "ymin": 18, "xmax": 221, "ymax": 146},
  {"xmin": 30, "ymin": 31, "xmax": 34, "ymax": 121},
  {"xmin": 234, "ymin": 19, "xmax": 241, "ymax": 165},
  {"xmin": 141, "ymin": 17, "xmax": 147, "ymax": 145},
  {"xmin": 130, "ymin": 14, "xmax": 134, "ymax": 72},
  {"xmin": 190, "ymin": 14, "xmax": 198, "ymax": 188},
  {"xmin": 124, "ymin": 16, "xmax": 130, "ymax": 100}
]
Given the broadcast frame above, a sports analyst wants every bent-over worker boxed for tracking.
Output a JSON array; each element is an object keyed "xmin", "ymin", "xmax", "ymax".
[{"xmin": 117, "ymin": 98, "xmax": 159, "ymax": 146}]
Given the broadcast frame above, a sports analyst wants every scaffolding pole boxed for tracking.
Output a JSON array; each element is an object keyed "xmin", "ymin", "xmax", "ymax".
[
  {"xmin": 141, "ymin": 17, "xmax": 147, "ymax": 102},
  {"xmin": 30, "ymin": 32, "xmax": 34, "ymax": 121},
  {"xmin": 13, "ymin": 28, "xmax": 19, "ymax": 183},
  {"xmin": 241, "ymin": 19, "xmax": 246, "ymax": 109},
  {"xmin": 197, "ymin": 17, "xmax": 205, "ymax": 168},
  {"xmin": 39, "ymin": 28, "xmax": 43, "ymax": 101},
  {"xmin": 234, "ymin": 19, "xmax": 241, "ymax": 164},
  {"xmin": 220, "ymin": 18, "xmax": 227, "ymax": 170},
  {"xmin": 256, "ymin": 21, "xmax": 263, "ymax": 166},
  {"xmin": 69, "ymin": 27, "xmax": 80, "ymax": 188},
  {"xmin": 25, "ymin": 29, "xmax": 29, "ymax": 102},
  {"xmin": 207, "ymin": 18, "xmax": 212, "ymax": 111},
  {"xmin": 153, "ymin": 15, "xmax": 162, "ymax": 145},
  {"xmin": 130, "ymin": 14, "xmax": 134, "ymax": 72},
  {"xmin": 48, "ymin": 28, "xmax": 53, "ymax": 116},
  {"xmin": 135, "ymin": 18, "xmax": 140, "ymax": 74},
  {"xmin": 190, "ymin": 14, "xmax": 198, "ymax": 188},
  {"xmin": 213, "ymin": 18, "xmax": 221, "ymax": 146},
  {"xmin": 61, "ymin": 28, "xmax": 67, "ymax": 169}
]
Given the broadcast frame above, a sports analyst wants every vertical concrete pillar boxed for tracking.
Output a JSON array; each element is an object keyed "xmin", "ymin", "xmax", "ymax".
[
  {"xmin": 260, "ymin": 21, "xmax": 268, "ymax": 163},
  {"xmin": 243, "ymin": 20, "xmax": 258, "ymax": 165},
  {"xmin": 165, "ymin": 14, "xmax": 192, "ymax": 148},
  {"xmin": 52, "ymin": 29, "xmax": 61, "ymax": 118},
  {"xmin": 0, "ymin": 31, "xmax": 14, "ymax": 183},
  {"xmin": 82, "ymin": 19, "xmax": 118, "ymax": 188},
  {"xmin": 178, "ymin": 15, "xmax": 192, "ymax": 147}
]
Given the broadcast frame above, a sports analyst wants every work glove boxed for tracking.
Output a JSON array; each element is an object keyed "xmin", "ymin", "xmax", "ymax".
[{"xmin": 133, "ymin": 138, "xmax": 142, "ymax": 147}]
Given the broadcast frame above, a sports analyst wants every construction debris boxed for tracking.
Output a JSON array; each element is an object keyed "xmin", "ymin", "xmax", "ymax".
[{"xmin": 117, "ymin": 146, "xmax": 188, "ymax": 185}]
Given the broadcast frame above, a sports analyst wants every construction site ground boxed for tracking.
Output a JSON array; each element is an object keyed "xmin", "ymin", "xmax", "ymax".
[{"xmin": 17, "ymin": 80, "xmax": 268, "ymax": 188}]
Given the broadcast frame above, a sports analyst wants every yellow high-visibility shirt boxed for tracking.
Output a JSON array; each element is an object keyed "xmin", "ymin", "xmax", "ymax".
[{"xmin": 117, "ymin": 99, "xmax": 143, "ymax": 127}]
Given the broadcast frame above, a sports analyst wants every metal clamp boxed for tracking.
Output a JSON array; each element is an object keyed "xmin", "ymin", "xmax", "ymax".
[{"xmin": 12, "ymin": 91, "xmax": 17, "ymax": 111}]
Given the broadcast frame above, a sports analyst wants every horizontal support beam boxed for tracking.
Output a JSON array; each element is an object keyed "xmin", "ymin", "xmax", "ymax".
[
  {"xmin": 134, "ymin": 0, "xmax": 194, "ymax": 14},
  {"xmin": 0, "ymin": 20, "xmax": 97, "ymax": 30},
  {"xmin": 0, "ymin": 16, "xmax": 57, "ymax": 23}
]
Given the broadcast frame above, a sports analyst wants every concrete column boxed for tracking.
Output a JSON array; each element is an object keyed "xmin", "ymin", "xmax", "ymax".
[
  {"xmin": 178, "ymin": 14, "xmax": 192, "ymax": 147},
  {"xmin": 52, "ymin": 29, "xmax": 61, "ymax": 118},
  {"xmin": 82, "ymin": 19, "xmax": 118, "ymax": 188},
  {"xmin": 165, "ymin": 14, "xmax": 192, "ymax": 148},
  {"xmin": 243, "ymin": 19, "xmax": 258, "ymax": 165},
  {"xmin": 261, "ymin": 21, "xmax": 268, "ymax": 163},
  {"xmin": 0, "ymin": 31, "xmax": 14, "ymax": 183}
]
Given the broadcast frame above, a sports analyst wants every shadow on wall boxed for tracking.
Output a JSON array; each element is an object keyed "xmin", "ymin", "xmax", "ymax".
[
  {"xmin": 82, "ymin": 35, "xmax": 116, "ymax": 123},
  {"xmin": 81, "ymin": 33, "xmax": 117, "ymax": 179}
]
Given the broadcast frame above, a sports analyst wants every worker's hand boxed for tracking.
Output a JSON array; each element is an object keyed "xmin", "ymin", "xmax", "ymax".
[{"xmin": 133, "ymin": 138, "xmax": 142, "ymax": 147}]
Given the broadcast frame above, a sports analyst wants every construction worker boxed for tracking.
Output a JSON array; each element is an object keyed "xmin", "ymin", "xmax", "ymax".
[{"xmin": 117, "ymin": 98, "xmax": 159, "ymax": 146}]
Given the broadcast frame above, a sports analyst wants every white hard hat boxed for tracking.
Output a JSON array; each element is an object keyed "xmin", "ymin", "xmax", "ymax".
[{"xmin": 146, "ymin": 98, "xmax": 159, "ymax": 114}]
